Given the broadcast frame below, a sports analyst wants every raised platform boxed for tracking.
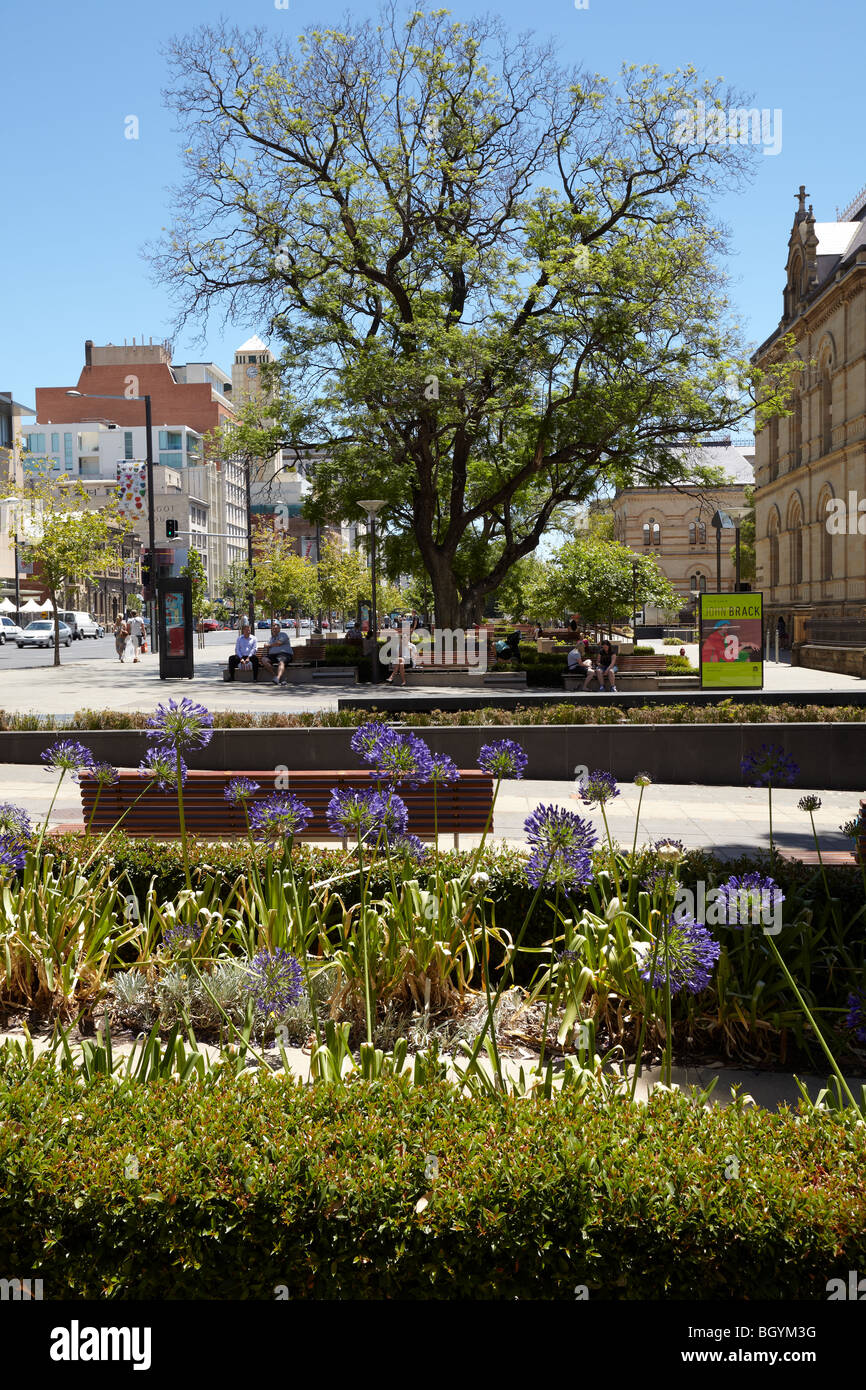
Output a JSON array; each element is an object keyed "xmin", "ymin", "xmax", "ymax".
[
  {"xmin": 223, "ymin": 664, "xmax": 357, "ymax": 685},
  {"xmin": 339, "ymin": 686, "xmax": 866, "ymax": 714},
  {"xmin": 402, "ymin": 667, "xmax": 527, "ymax": 689}
]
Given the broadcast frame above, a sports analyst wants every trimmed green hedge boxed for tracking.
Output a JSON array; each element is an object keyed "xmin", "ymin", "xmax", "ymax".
[
  {"xmin": 1, "ymin": 1067, "xmax": 863, "ymax": 1299},
  {"xmin": 3, "ymin": 700, "xmax": 865, "ymax": 730}
]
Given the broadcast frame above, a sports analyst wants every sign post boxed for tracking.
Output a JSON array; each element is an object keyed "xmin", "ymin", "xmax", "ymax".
[
  {"xmin": 699, "ymin": 592, "xmax": 764, "ymax": 690},
  {"xmin": 157, "ymin": 576, "xmax": 194, "ymax": 681}
]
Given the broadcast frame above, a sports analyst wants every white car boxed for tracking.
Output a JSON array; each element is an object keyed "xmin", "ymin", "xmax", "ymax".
[
  {"xmin": 17, "ymin": 620, "xmax": 73, "ymax": 648},
  {"xmin": 0, "ymin": 616, "xmax": 24, "ymax": 645}
]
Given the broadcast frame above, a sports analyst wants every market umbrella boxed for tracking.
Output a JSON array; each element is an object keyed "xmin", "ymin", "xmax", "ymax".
[
  {"xmin": 20, "ymin": 598, "xmax": 44, "ymax": 613},
  {"xmin": 0, "ymin": 598, "xmax": 15, "ymax": 612}
]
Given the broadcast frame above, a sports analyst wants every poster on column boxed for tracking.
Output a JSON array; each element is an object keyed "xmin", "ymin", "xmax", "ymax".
[{"xmin": 699, "ymin": 593, "xmax": 763, "ymax": 689}]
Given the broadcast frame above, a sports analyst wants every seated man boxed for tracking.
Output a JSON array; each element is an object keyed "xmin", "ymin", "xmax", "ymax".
[
  {"xmin": 567, "ymin": 634, "xmax": 596, "ymax": 691},
  {"xmin": 264, "ymin": 621, "xmax": 294, "ymax": 684},
  {"xmin": 228, "ymin": 622, "xmax": 259, "ymax": 681}
]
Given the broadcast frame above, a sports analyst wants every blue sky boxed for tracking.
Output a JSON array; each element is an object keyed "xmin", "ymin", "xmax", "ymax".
[{"xmin": 3, "ymin": 0, "xmax": 863, "ymax": 409}]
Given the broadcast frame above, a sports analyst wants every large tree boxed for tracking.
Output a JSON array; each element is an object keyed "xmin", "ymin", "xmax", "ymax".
[
  {"xmin": 155, "ymin": 8, "xmax": 793, "ymax": 625},
  {"xmin": 11, "ymin": 469, "xmax": 128, "ymax": 666}
]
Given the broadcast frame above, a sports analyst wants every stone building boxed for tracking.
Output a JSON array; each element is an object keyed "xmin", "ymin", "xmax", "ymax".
[
  {"xmin": 611, "ymin": 441, "xmax": 754, "ymax": 622},
  {"xmin": 753, "ymin": 185, "xmax": 866, "ymax": 654}
]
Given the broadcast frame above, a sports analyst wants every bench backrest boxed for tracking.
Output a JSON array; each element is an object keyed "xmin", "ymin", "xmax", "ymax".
[{"xmin": 79, "ymin": 769, "xmax": 494, "ymax": 840}]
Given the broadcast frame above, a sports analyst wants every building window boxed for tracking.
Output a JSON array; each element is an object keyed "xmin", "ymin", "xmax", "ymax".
[
  {"xmin": 791, "ymin": 395, "xmax": 802, "ymax": 469},
  {"xmin": 697, "ymin": 522, "xmax": 706, "ymax": 545},
  {"xmin": 51, "ymin": 432, "xmax": 60, "ymax": 453},
  {"xmin": 159, "ymin": 453, "xmax": 183, "ymax": 468},
  {"xmin": 689, "ymin": 522, "xmax": 696, "ymax": 546},
  {"xmin": 642, "ymin": 522, "xmax": 651, "ymax": 546},
  {"xmin": 159, "ymin": 430, "xmax": 183, "ymax": 452},
  {"xmin": 819, "ymin": 492, "xmax": 833, "ymax": 580},
  {"xmin": 691, "ymin": 574, "xmax": 707, "ymax": 594},
  {"xmin": 26, "ymin": 433, "xmax": 46, "ymax": 454},
  {"xmin": 768, "ymin": 416, "xmax": 779, "ymax": 480},
  {"xmin": 821, "ymin": 371, "xmax": 832, "ymax": 454},
  {"xmin": 124, "ymin": 432, "xmax": 134, "ymax": 460},
  {"xmin": 64, "ymin": 433, "xmax": 73, "ymax": 467},
  {"xmin": 789, "ymin": 504, "xmax": 804, "ymax": 588}
]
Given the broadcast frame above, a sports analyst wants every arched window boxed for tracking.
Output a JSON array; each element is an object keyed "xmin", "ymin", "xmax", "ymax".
[
  {"xmin": 643, "ymin": 518, "xmax": 661, "ymax": 546},
  {"xmin": 791, "ymin": 394, "xmax": 802, "ymax": 469},
  {"xmin": 818, "ymin": 489, "xmax": 834, "ymax": 580},
  {"xmin": 652, "ymin": 519, "xmax": 661, "ymax": 546},
  {"xmin": 768, "ymin": 510, "xmax": 780, "ymax": 591},
  {"xmin": 642, "ymin": 522, "xmax": 651, "ymax": 546},
  {"xmin": 691, "ymin": 573, "xmax": 707, "ymax": 594},
  {"xmin": 788, "ymin": 498, "xmax": 804, "ymax": 589},
  {"xmin": 698, "ymin": 521, "xmax": 706, "ymax": 545},
  {"xmin": 689, "ymin": 523, "xmax": 696, "ymax": 546},
  {"xmin": 821, "ymin": 369, "xmax": 833, "ymax": 455},
  {"xmin": 768, "ymin": 416, "xmax": 779, "ymax": 480}
]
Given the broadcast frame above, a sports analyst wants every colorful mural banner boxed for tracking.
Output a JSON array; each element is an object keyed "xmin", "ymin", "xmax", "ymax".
[
  {"xmin": 699, "ymin": 592, "xmax": 764, "ymax": 689},
  {"xmin": 116, "ymin": 463, "xmax": 147, "ymax": 520}
]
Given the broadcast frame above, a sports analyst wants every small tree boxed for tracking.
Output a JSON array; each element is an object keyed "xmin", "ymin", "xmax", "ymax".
[
  {"xmin": 125, "ymin": 591, "xmax": 143, "ymax": 615},
  {"xmin": 317, "ymin": 539, "xmax": 368, "ymax": 625},
  {"xmin": 542, "ymin": 537, "xmax": 678, "ymax": 636},
  {"xmin": 12, "ymin": 468, "xmax": 128, "ymax": 666}
]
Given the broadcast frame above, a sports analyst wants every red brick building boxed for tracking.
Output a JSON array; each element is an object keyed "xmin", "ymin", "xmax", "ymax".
[{"xmin": 35, "ymin": 340, "xmax": 235, "ymax": 436}]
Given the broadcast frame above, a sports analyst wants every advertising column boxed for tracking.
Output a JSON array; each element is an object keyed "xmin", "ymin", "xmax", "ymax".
[
  {"xmin": 699, "ymin": 593, "xmax": 764, "ymax": 690},
  {"xmin": 157, "ymin": 576, "xmax": 194, "ymax": 680}
]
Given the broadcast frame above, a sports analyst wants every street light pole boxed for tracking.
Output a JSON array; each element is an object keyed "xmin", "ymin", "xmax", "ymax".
[
  {"xmin": 358, "ymin": 500, "xmax": 386, "ymax": 683},
  {"xmin": 631, "ymin": 559, "xmax": 639, "ymax": 635}
]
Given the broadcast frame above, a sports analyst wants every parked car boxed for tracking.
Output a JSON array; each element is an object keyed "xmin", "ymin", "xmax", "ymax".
[
  {"xmin": 198, "ymin": 617, "xmax": 220, "ymax": 632},
  {"xmin": 17, "ymin": 620, "xmax": 73, "ymax": 648},
  {"xmin": 0, "ymin": 616, "xmax": 24, "ymax": 645},
  {"xmin": 256, "ymin": 619, "xmax": 272, "ymax": 631},
  {"xmin": 58, "ymin": 610, "xmax": 101, "ymax": 640}
]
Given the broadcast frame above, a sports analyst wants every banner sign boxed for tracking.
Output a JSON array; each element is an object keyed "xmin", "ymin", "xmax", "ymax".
[
  {"xmin": 699, "ymin": 593, "xmax": 763, "ymax": 689},
  {"xmin": 116, "ymin": 463, "xmax": 147, "ymax": 520}
]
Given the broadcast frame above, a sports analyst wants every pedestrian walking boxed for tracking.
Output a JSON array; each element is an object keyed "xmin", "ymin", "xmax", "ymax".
[
  {"xmin": 128, "ymin": 612, "xmax": 144, "ymax": 663},
  {"xmin": 114, "ymin": 615, "xmax": 129, "ymax": 662}
]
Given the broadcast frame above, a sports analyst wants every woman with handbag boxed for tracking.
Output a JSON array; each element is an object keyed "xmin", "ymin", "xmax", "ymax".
[{"xmin": 114, "ymin": 615, "xmax": 130, "ymax": 663}]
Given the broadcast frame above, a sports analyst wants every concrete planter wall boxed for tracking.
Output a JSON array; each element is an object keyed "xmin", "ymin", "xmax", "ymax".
[{"xmin": 0, "ymin": 723, "xmax": 863, "ymax": 789}]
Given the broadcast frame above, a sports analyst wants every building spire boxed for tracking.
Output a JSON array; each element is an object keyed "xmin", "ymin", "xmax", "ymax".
[{"xmin": 795, "ymin": 185, "xmax": 808, "ymax": 221}]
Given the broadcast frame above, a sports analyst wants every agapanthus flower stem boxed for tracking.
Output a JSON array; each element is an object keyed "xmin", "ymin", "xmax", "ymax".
[
  {"xmin": 765, "ymin": 934, "xmax": 858, "ymax": 1109},
  {"xmin": 175, "ymin": 746, "xmax": 192, "ymax": 891},
  {"xmin": 627, "ymin": 784, "xmax": 646, "ymax": 911}
]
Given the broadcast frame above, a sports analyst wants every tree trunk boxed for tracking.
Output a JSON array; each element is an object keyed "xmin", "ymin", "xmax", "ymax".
[{"xmin": 51, "ymin": 593, "xmax": 60, "ymax": 667}]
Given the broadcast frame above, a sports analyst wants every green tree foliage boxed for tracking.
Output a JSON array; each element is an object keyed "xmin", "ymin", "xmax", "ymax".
[
  {"xmin": 180, "ymin": 548, "xmax": 207, "ymax": 618},
  {"xmin": 11, "ymin": 467, "xmax": 128, "ymax": 666},
  {"xmin": 517, "ymin": 537, "xmax": 678, "ymax": 632},
  {"xmin": 220, "ymin": 557, "xmax": 256, "ymax": 615},
  {"xmin": 317, "ymin": 539, "xmax": 368, "ymax": 620},
  {"xmin": 155, "ymin": 12, "xmax": 800, "ymax": 626},
  {"xmin": 255, "ymin": 532, "xmax": 319, "ymax": 617},
  {"xmin": 730, "ymin": 485, "xmax": 756, "ymax": 585}
]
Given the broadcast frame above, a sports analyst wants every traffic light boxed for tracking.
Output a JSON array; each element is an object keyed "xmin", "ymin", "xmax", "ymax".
[
  {"xmin": 166, "ymin": 519, "xmax": 178, "ymax": 539},
  {"xmin": 141, "ymin": 554, "xmax": 153, "ymax": 601}
]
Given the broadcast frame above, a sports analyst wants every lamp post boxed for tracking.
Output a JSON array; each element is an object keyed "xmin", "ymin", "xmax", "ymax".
[
  {"xmin": 66, "ymin": 389, "xmax": 158, "ymax": 652},
  {"xmin": 358, "ymin": 499, "xmax": 386, "ymax": 683},
  {"xmin": 725, "ymin": 505, "xmax": 751, "ymax": 593},
  {"xmin": 710, "ymin": 510, "xmax": 735, "ymax": 593}
]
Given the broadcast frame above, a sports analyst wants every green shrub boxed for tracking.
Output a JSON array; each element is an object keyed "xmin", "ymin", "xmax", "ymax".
[
  {"xmin": 633, "ymin": 645, "xmax": 655, "ymax": 654},
  {"xmin": 1, "ymin": 1069, "xmax": 864, "ymax": 1299},
  {"xmin": 664, "ymin": 655, "xmax": 698, "ymax": 673}
]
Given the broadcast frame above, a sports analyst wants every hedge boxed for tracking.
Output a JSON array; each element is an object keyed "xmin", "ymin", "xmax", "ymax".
[
  {"xmin": 4, "ymin": 701, "xmax": 865, "ymax": 730},
  {"xmin": 1, "ymin": 1066, "xmax": 864, "ymax": 1299}
]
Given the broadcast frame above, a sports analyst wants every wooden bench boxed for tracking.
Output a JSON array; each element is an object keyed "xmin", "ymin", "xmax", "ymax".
[{"xmin": 79, "ymin": 769, "xmax": 494, "ymax": 848}]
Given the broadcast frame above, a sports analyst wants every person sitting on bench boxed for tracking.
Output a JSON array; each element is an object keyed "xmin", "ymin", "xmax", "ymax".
[
  {"xmin": 567, "ymin": 633, "xmax": 596, "ymax": 690},
  {"xmin": 228, "ymin": 622, "xmax": 259, "ymax": 681},
  {"xmin": 264, "ymin": 621, "xmax": 294, "ymax": 684},
  {"xmin": 594, "ymin": 640, "xmax": 618, "ymax": 692}
]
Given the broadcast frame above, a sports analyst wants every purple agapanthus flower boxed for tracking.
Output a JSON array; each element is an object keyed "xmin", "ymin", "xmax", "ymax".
[
  {"xmin": 0, "ymin": 803, "xmax": 33, "ymax": 839},
  {"xmin": 41, "ymin": 740, "xmax": 95, "ymax": 778},
  {"xmin": 387, "ymin": 833, "xmax": 428, "ymax": 862},
  {"xmin": 365, "ymin": 729, "xmax": 434, "ymax": 787},
  {"xmin": 526, "ymin": 847, "xmax": 594, "ymax": 891},
  {"xmin": 146, "ymin": 697, "xmax": 214, "ymax": 753},
  {"xmin": 0, "ymin": 833, "xmax": 28, "ymax": 876},
  {"xmin": 247, "ymin": 948, "xmax": 304, "ymax": 1015},
  {"xmin": 578, "ymin": 769, "xmax": 620, "ymax": 806},
  {"xmin": 845, "ymin": 991, "xmax": 866, "ymax": 1045},
  {"xmin": 350, "ymin": 720, "xmax": 389, "ymax": 759},
  {"xmin": 163, "ymin": 920, "xmax": 202, "ymax": 953},
  {"xmin": 138, "ymin": 747, "xmax": 188, "ymax": 791},
  {"xmin": 741, "ymin": 744, "xmax": 799, "ymax": 788},
  {"xmin": 326, "ymin": 787, "xmax": 408, "ymax": 842},
  {"xmin": 715, "ymin": 873, "xmax": 785, "ymax": 929},
  {"xmin": 248, "ymin": 793, "xmax": 314, "ymax": 841},
  {"xmin": 524, "ymin": 803, "xmax": 599, "ymax": 858},
  {"xmin": 477, "ymin": 739, "xmax": 528, "ymax": 780},
  {"xmin": 639, "ymin": 916, "xmax": 721, "ymax": 996},
  {"xmin": 224, "ymin": 777, "xmax": 261, "ymax": 805},
  {"xmin": 429, "ymin": 753, "xmax": 460, "ymax": 785},
  {"xmin": 89, "ymin": 762, "xmax": 119, "ymax": 787}
]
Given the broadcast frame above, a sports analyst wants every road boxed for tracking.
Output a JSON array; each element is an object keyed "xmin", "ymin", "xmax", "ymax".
[{"xmin": 0, "ymin": 629, "xmax": 232, "ymax": 671}]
